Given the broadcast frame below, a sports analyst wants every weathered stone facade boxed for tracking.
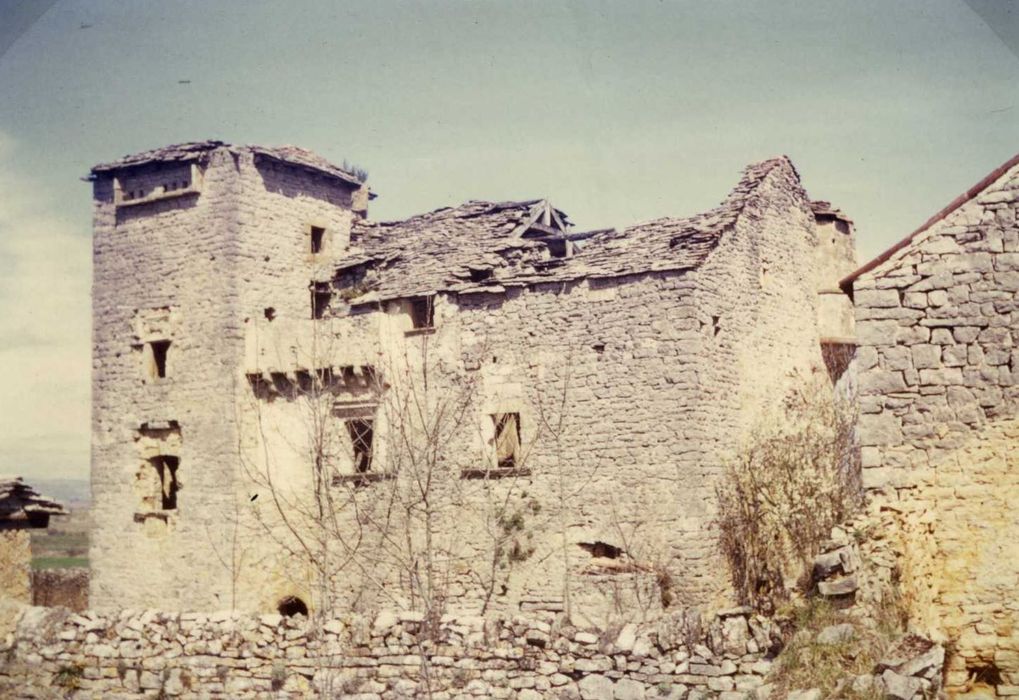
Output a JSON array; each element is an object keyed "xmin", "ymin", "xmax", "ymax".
[
  {"xmin": 847, "ymin": 153, "xmax": 1019, "ymax": 696},
  {"xmin": 88, "ymin": 142, "xmax": 856, "ymax": 621}
]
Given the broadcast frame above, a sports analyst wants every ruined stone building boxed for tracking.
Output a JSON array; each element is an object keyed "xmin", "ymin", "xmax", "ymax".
[
  {"xmin": 0, "ymin": 477, "xmax": 65, "ymax": 603},
  {"xmin": 88, "ymin": 141, "xmax": 857, "ymax": 619},
  {"xmin": 846, "ymin": 153, "xmax": 1019, "ymax": 694}
]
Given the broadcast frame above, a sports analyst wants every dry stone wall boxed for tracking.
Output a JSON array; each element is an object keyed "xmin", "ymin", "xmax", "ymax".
[
  {"xmin": 0, "ymin": 605, "xmax": 779, "ymax": 700},
  {"xmin": 853, "ymin": 160, "xmax": 1019, "ymax": 694}
]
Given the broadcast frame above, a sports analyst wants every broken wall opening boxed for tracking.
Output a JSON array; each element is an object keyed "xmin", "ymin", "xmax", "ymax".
[
  {"xmin": 277, "ymin": 596, "xmax": 308, "ymax": 617},
  {"xmin": 492, "ymin": 412, "xmax": 521, "ymax": 469},
  {"xmin": 134, "ymin": 423, "xmax": 182, "ymax": 514},
  {"xmin": 311, "ymin": 282, "xmax": 332, "ymax": 319}
]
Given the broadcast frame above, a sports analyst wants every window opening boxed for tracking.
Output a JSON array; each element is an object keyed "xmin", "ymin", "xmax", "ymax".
[
  {"xmin": 409, "ymin": 296, "xmax": 434, "ymax": 329},
  {"xmin": 311, "ymin": 282, "xmax": 332, "ymax": 319},
  {"xmin": 346, "ymin": 419, "xmax": 374, "ymax": 472},
  {"xmin": 151, "ymin": 455, "xmax": 179, "ymax": 510},
  {"xmin": 492, "ymin": 413, "xmax": 520, "ymax": 469},
  {"xmin": 148, "ymin": 340, "xmax": 171, "ymax": 379},
  {"xmin": 547, "ymin": 238, "xmax": 570, "ymax": 258},
  {"xmin": 310, "ymin": 226, "xmax": 325, "ymax": 254}
]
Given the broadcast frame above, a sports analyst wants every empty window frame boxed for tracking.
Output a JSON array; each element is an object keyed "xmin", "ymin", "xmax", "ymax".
[
  {"xmin": 346, "ymin": 419, "xmax": 374, "ymax": 473},
  {"xmin": 150, "ymin": 455, "xmax": 180, "ymax": 510},
  {"xmin": 547, "ymin": 238, "xmax": 571, "ymax": 258},
  {"xmin": 144, "ymin": 339, "xmax": 171, "ymax": 379},
  {"xmin": 492, "ymin": 413, "xmax": 521, "ymax": 469},
  {"xmin": 409, "ymin": 296, "xmax": 435, "ymax": 329},
  {"xmin": 311, "ymin": 282, "xmax": 332, "ymax": 319},
  {"xmin": 310, "ymin": 226, "xmax": 326, "ymax": 254}
]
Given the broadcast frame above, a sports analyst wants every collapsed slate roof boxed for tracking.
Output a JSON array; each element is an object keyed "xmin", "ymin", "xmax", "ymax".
[
  {"xmin": 90, "ymin": 141, "xmax": 367, "ymax": 188},
  {"xmin": 0, "ymin": 476, "xmax": 67, "ymax": 527},
  {"xmin": 339, "ymin": 156, "xmax": 796, "ymax": 302}
]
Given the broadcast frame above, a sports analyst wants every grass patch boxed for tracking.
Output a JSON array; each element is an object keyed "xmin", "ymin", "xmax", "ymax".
[
  {"xmin": 32, "ymin": 556, "xmax": 88, "ymax": 570},
  {"xmin": 770, "ymin": 597, "xmax": 901, "ymax": 699}
]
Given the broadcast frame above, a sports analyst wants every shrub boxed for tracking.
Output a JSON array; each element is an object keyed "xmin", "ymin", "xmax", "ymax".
[
  {"xmin": 54, "ymin": 663, "xmax": 84, "ymax": 689},
  {"xmin": 716, "ymin": 379, "xmax": 860, "ymax": 612}
]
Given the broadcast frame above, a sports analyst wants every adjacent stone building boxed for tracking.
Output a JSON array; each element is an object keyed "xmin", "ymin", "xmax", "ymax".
[
  {"xmin": 88, "ymin": 141, "xmax": 856, "ymax": 620},
  {"xmin": 0, "ymin": 477, "xmax": 66, "ymax": 603},
  {"xmin": 845, "ymin": 153, "xmax": 1019, "ymax": 695}
]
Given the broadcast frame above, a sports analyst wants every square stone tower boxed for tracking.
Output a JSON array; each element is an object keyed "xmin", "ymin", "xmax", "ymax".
[{"xmin": 88, "ymin": 142, "xmax": 369, "ymax": 610}]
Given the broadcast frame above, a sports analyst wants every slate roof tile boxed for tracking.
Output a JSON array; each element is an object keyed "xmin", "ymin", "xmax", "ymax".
[{"xmin": 339, "ymin": 156, "xmax": 794, "ymax": 302}]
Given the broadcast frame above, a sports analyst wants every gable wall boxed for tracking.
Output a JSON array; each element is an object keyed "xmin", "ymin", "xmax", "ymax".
[{"xmin": 853, "ymin": 163, "xmax": 1019, "ymax": 692}]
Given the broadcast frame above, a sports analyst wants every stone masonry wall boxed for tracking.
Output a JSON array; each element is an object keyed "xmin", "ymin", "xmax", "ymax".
[
  {"xmin": 0, "ymin": 529, "xmax": 31, "ymax": 604},
  {"xmin": 90, "ymin": 147, "xmax": 364, "ymax": 613},
  {"xmin": 853, "ymin": 160, "xmax": 1019, "ymax": 693},
  {"xmin": 0, "ymin": 605, "xmax": 778, "ymax": 700},
  {"xmin": 224, "ymin": 159, "xmax": 833, "ymax": 623}
]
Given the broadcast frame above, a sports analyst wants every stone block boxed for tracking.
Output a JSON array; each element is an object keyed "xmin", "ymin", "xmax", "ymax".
[
  {"xmin": 579, "ymin": 674, "xmax": 615, "ymax": 700},
  {"xmin": 856, "ymin": 289, "xmax": 901, "ymax": 308},
  {"xmin": 613, "ymin": 678, "xmax": 646, "ymax": 700},
  {"xmin": 911, "ymin": 344, "xmax": 941, "ymax": 369},
  {"xmin": 881, "ymin": 670, "xmax": 921, "ymax": 700}
]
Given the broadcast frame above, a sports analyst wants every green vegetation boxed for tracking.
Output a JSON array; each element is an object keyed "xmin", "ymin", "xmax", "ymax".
[
  {"xmin": 770, "ymin": 598, "xmax": 899, "ymax": 699},
  {"xmin": 30, "ymin": 506, "xmax": 90, "ymax": 570},
  {"xmin": 31, "ymin": 556, "xmax": 88, "ymax": 570},
  {"xmin": 54, "ymin": 663, "xmax": 85, "ymax": 689}
]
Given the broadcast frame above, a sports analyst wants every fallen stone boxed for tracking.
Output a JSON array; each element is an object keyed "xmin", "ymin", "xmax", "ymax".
[
  {"xmin": 895, "ymin": 644, "xmax": 945, "ymax": 679},
  {"xmin": 882, "ymin": 670, "xmax": 922, "ymax": 700},
  {"xmin": 786, "ymin": 689, "xmax": 822, "ymax": 700},
  {"xmin": 816, "ymin": 623, "xmax": 855, "ymax": 645},
  {"xmin": 817, "ymin": 575, "xmax": 858, "ymax": 596},
  {"xmin": 850, "ymin": 674, "xmax": 880, "ymax": 694},
  {"xmin": 812, "ymin": 550, "xmax": 844, "ymax": 579}
]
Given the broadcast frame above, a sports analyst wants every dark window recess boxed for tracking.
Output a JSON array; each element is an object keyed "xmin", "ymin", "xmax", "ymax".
[
  {"xmin": 578, "ymin": 541, "xmax": 624, "ymax": 559},
  {"xmin": 346, "ymin": 419, "xmax": 374, "ymax": 472},
  {"xmin": 311, "ymin": 282, "xmax": 332, "ymax": 319},
  {"xmin": 409, "ymin": 296, "xmax": 434, "ymax": 329},
  {"xmin": 150, "ymin": 340, "xmax": 171, "ymax": 378},
  {"xmin": 151, "ymin": 455, "xmax": 179, "ymax": 510},
  {"xmin": 547, "ymin": 239, "xmax": 570, "ymax": 258},
  {"xmin": 468, "ymin": 267, "xmax": 493, "ymax": 283},
  {"xmin": 492, "ymin": 412, "xmax": 520, "ymax": 468},
  {"xmin": 310, "ymin": 226, "xmax": 325, "ymax": 254},
  {"xmin": 277, "ymin": 596, "xmax": 308, "ymax": 618}
]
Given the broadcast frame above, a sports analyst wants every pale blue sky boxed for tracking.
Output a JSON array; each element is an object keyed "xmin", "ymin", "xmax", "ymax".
[{"xmin": 1, "ymin": 0, "xmax": 1017, "ymax": 480}]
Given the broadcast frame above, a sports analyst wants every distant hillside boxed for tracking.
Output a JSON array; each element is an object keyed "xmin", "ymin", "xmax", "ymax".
[{"xmin": 26, "ymin": 477, "xmax": 90, "ymax": 507}]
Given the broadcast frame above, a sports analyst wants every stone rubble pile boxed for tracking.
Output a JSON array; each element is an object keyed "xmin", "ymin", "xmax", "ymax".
[
  {"xmin": 0, "ymin": 603, "xmax": 782, "ymax": 699},
  {"xmin": 787, "ymin": 515, "xmax": 948, "ymax": 700}
]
